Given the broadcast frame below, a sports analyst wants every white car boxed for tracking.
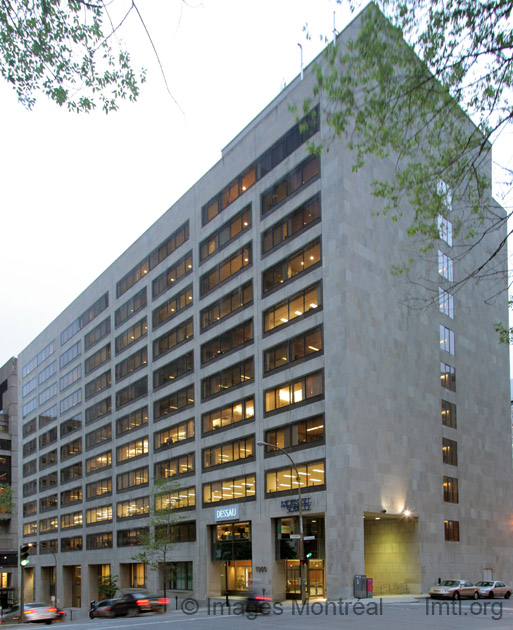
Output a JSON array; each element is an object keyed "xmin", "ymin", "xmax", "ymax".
[
  {"xmin": 1, "ymin": 603, "xmax": 59, "ymax": 624},
  {"xmin": 475, "ymin": 580, "xmax": 512, "ymax": 599},
  {"xmin": 429, "ymin": 579, "xmax": 479, "ymax": 600}
]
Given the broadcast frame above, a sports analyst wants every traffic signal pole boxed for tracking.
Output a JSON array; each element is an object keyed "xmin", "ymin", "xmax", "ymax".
[{"xmin": 19, "ymin": 543, "xmax": 32, "ymax": 623}]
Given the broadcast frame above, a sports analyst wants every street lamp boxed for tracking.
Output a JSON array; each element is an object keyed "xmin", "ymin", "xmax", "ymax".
[{"xmin": 256, "ymin": 440, "xmax": 306, "ymax": 605}]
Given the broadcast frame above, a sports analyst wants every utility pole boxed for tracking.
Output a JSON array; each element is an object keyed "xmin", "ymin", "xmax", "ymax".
[{"xmin": 19, "ymin": 543, "xmax": 32, "ymax": 624}]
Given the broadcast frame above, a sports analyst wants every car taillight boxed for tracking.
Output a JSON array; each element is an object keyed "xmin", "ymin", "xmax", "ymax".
[
  {"xmin": 46, "ymin": 609, "xmax": 57, "ymax": 613},
  {"xmin": 25, "ymin": 610, "xmax": 35, "ymax": 614},
  {"xmin": 136, "ymin": 599, "xmax": 149, "ymax": 606},
  {"xmin": 158, "ymin": 598, "xmax": 170, "ymax": 605},
  {"xmin": 255, "ymin": 597, "xmax": 272, "ymax": 601}
]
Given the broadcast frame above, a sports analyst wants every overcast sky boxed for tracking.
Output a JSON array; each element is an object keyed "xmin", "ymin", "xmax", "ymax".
[{"xmin": 1, "ymin": 0, "xmax": 511, "ymax": 369}]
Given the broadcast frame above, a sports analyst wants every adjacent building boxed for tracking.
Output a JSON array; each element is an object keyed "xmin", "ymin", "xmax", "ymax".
[{"xmin": 16, "ymin": 8, "xmax": 512, "ymax": 610}]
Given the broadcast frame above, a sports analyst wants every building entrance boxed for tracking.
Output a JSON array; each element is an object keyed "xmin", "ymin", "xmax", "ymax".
[
  {"xmin": 221, "ymin": 560, "xmax": 253, "ymax": 593},
  {"xmin": 285, "ymin": 560, "xmax": 325, "ymax": 598},
  {"xmin": 364, "ymin": 513, "xmax": 420, "ymax": 595}
]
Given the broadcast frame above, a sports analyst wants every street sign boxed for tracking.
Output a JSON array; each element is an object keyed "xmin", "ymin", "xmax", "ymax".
[
  {"xmin": 303, "ymin": 535, "xmax": 316, "ymax": 540},
  {"xmin": 290, "ymin": 534, "xmax": 300, "ymax": 539}
]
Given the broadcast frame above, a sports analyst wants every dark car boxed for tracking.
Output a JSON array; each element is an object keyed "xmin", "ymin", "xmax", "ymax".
[
  {"xmin": 89, "ymin": 599, "xmax": 122, "ymax": 619},
  {"xmin": 109, "ymin": 593, "xmax": 154, "ymax": 617}
]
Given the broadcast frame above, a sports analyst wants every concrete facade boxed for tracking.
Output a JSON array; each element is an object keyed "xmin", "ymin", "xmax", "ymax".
[{"xmin": 16, "ymin": 10, "xmax": 512, "ymax": 613}]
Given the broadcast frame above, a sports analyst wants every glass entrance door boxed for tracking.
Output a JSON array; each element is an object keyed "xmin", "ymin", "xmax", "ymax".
[
  {"xmin": 285, "ymin": 560, "xmax": 301, "ymax": 598},
  {"xmin": 308, "ymin": 560, "xmax": 325, "ymax": 597}
]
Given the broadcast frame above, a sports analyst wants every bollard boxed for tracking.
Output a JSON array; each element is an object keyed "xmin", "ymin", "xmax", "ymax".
[{"xmin": 175, "ymin": 596, "xmax": 178, "ymax": 610}]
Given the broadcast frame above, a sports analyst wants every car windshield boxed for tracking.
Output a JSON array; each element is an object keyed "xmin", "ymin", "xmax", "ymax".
[
  {"xmin": 439, "ymin": 580, "xmax": 459, "ymax": 586},
  {"xmin": 476, "ymin": 581, "xmax": 493, "ymax": 587}
]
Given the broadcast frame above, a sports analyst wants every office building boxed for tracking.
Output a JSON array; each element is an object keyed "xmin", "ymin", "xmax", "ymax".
[{"xmin": 17, "ymin": 8, "xmax": 512, "ymax": 610}]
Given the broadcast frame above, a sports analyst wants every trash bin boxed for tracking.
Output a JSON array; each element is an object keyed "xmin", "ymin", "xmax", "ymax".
[
  {"xmin": 353, "ymin": 574, "xmax": 367, "ymax": 598},
  {"xmin": 366, "ymin": 578, "xmax": 373, "ymax": 598}
]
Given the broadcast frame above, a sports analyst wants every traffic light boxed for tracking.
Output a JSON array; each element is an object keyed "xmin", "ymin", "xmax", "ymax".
[
  {"xmin": 303, "ymin": 540, "xmax": 316, "ymax": 562},
  {"xmin": 20, "ymin": 544, "xmax": 31, "ymax": 567}
]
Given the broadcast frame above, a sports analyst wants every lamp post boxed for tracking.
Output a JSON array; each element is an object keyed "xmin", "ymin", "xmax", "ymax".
[{"xmin": 256, "ymin": 441, "xmax": 306, "ymax": 605}]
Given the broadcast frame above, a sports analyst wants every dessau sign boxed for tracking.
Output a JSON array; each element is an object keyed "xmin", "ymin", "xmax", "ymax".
[{"xmin": 215, "ymin": 505, "xmax": 239, "ymax": 522}]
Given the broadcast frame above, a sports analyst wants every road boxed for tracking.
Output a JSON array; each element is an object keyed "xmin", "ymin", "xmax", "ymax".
[{"xmin": 39, "ymin": 598, "xmax": 513, "ymax": 630}]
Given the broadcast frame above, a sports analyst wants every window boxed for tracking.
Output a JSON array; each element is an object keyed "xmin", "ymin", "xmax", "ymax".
[
  {"xmin": 152, "ymin": 286, "xmax": 193, "ymax": 330},
  {"xmin": 61, "ymin": 537, "xmax": 83, "ymax": 552},
  {"xmin": 201, "ymin": 358, "xmax": 254, "ymax": 400},
  {"xmin": 87, "ymin": 532, "xmax": 113, "ymax": 550},
  {"xmin": 61, "ymin": 488, "xmax": 82, "ymax": 506},
  {"xmin": 264, "ymin": 415, "xmax": 325, "ymax": 451},
  {"xmin": 262, "ymin": 194, "xmax": 321, "ymax": 254},
  {"xmin": 38, "ymin": 382, "xmax": 57, "ymax": 406},
  {"xmin": 59, "ymin": 341, "xmax": 81, "ymax": 369},
  {"xmin": 23, "ymin": 480, "xmax": 37, "ymax": 497},
  {"xmin": 23, "ymin": 521, "xmax": 38, "ymax": 536},
  {"xmin": 23, "ymin": 460, "xmax": 37, "ymax": 476},
  {"xmin": 154, "ymin": 419, "xmax": 194, "ymax": 449},
  {"xmin": 154, "ymin": 453, "xmax": 194, "ymax": 480},
  {"xmin": 85, "ymin": 397, "xmax": 112, "ymax": 424},
  {"xmin": 39, "ymin": 405, "xmax": 57, "ymax": 428},
  {"xmin": 24, "ymin": 500, "xmax": 37, "ymax": 516},
  {"xmin": 87, "ymin": 505, "xmax": 113, "ymax": 524},
  {"xmin": 153, "ymin": 318, "xmax": 193, "ymax": 360},
  {"xmin": 23, "ymin": 418, "xmax": 37, "ymax": 438},
  {"xmin": 163, "ymin": 521, "xmax": 196, "ymax": 543},
  {"xmin": 115, "ymin": 318, "xmax": 148, "ymax": 355},
  {"xmin": 22, "ymin": 398, "xmax": 36, "ymax": 419},
  {"xmin": 61, "ymin": 511, "xmax": 83, "ymax": 529},
  {"xmin": 85, "ymin": 370, "xmax": 111, "ymax": 400},
  {"xmin": 200, "ymin": 244, "xmax": 252, "ymax": 297},
  {"xmin": 84, "ymin": 317, "xmax": 111, "ymax": 351},
  {"xmin": 115, "ymin": 346, "xmax": 148, "ymax": 382},
  {"xmin": 59, "ymin": 365, "xmax": 82, "ymax": 392},
  {"xmin": 23, "ymin": 438, "xmax": 37, "ymax": 458},
  {"xmin": 440, "ymin": 325, "xmax": 455, "ymax": 354},
  {"xmin": 442, "ymin": 438, "xmax": 458, "ymax": 466},
  {"xmin": 116, "ymin": 377, "xmax": 148, "ymax": 410},
  {"xmin": 38, "ymin": 360, "xmax": 57, "ymax": 386},
  {"xmin": 60, "ymin": 388, "xmax": 82, "ymax": 414},
  {"xmin": 40, "ymin": 494, "xmax": 58, "ymax": 512},
  {"xmin": 39, "ymin": 449, "xmax": 57, "ymax": 470},
  {"xmin": 115, "ymin": 288, "xmax": 147, "ymax": 328},
  {"xmin": 212, "ymin": 522, "xmax": 251, "ymax": 561},
  {"xmin": 39, "ymin": 517, "xmax": 58, "ymax": 533},
  {"xmin": 85, "ymin": 344, "xmax": 111, "ymax": 375},
  {"xmin": 201, "ymin": 320, "xmax": 253, "ymax": 364},
  {"xmin": 168, "ymin": 562, "xmax": 193, "ymax": 590},
  {"xmin": 61, "ymin": 438, "xmax": 82, "ymax": 460},
  {"xmin": 264, "ymin": 326, "xmax": 323, "ymax": 373},
  {"xmin": 117, "ymin": 527, "xmax": 149, "ymax": 547},
  {"xmin": 437, "ymin": 179, "xmax": 453, "ymax": 212},
  {"xmin": 261, "ymin": 156, "xmax": 320, "ymax": 217},
  {"xmin": 86, "ymin": 451, "xmax": 112, "ymax": 474},
  {"xmin": 263, "ymin": 239, "xmax": 321, "ymax": 294},
  {"xmin": 117, "ymin": 497, "xmax": 150, "ymax": 519},
  {"xmin": 200, "ymin": 206, "xmax": 251, "ymax": 262},
  {"xmin": 116, "ymin": 221, "xmax": 189, "ymax": 298},
  {"xmin": 117, "ymin": 437, "xmax": 149, "ymax": 463},
  {"xmin": 265, "ymin": 460, "xmax": 325, "ymax": 494},
  {"xmin": 61, "ymin": 293, "xmax": 108, "ymax": 345},
  {"xmin": 154, "ymin": 385, "xmax": 194, "ymax": 420},
  {"xmin": 39, "ymin": 427, "xmax": 57, "ymax": 449},
  {"xmin": 441, "ymin": 361, "xmax": 456, "ymax": 391},
  {"xmin": 40, "ymin": 540, "xmax": 58, "ymax": 554},
  {"xmin": 116, "ymin": 406, "xmax": 148, "ymax": 436},
  {"xmin": 60, "ymin": 414, "xmax": 82, "ymax": 438},
  {"xmin": 264, "ymin": 283, "xmax": 321, "ymax": 333},
  {"xmin": 438, "ymin": 250, "xmax": 454, "ymax": 281},
  {"xmin": 22, "ymin": 376, "xmax": 37, "ymax": 398},
  {"xmin": 22, "ymin": 340, "xmax": 56, "ymax": 378},
  {"xmin": 444, "ymin": 519, "xmax": 460, "ymax": 541},
  {"xmin": 85, "ymin": 424, "xmax": 112, "ymax": 449},
  {"xmin": 202, "ymin": 396, "xmax": 255, "ymax": 434},
  {"xmin": 86, "ymin": 478, "xmax": 112, "ymax": 499},
  {"xmin": 438, "ymin": 215, "xmax": 453, "ymax": 246},
  {"xmin": 117, "ymin": 466, "xmax": 149, "ymax": 491},
  {"xmin": 439, "ymin": 287, "xmax": 454, "ymax": 318},
  {"xmin": 155, "ymin": 487, "xmax": 195, "ymax": 511},
  {"xmin": 443, "ymin": 476, "xmax": 459, "ymax": 503},
  {"xmin": 153, "ymin": 351, "xmax": 194, "ymax": 389},
  {"xmin": 202, "ymin": 107, "xmax": 319, "ymax": 225},
  {"xmin": 203, "ymin": 435, "xmax": 254, "ymax": 470},
  {"xmin": 203, "ymin": 474, "xmax": 255, "ymax": 504},
  {"xmin": 264, "ymin": 370, "xmax": 323, "ymax": 413},
  {"xmin": 442, "ymin": 400, "xmax": 457, "ymax": 429},
  {"xmin": 60, "ymin": 462, "xmax": 82, "ymax": 483},
  {"xmin": 200, "ymin": 282, "xmax": 253, "ymax": 331},
  {"xmin": 152, "ymin": 251, "xmax": 193, "ymax": 299}
]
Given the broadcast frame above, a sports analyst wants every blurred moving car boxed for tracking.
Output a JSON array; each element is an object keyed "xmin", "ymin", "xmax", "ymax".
[
  {"xmin": 89, "ymin": 599, "xmax": 122, "ymax": 618},
  {"xmin": 429, "ymin": 580, "xmax": 479, "ymax": 600},
  {"xmin": 0, "ymin": 603, "xmax": 58, "ymax": 624},
  {"xmin": 475, "ymin": 580, "xmax": 512, "ymax": 599},
  {"xmin": 108, "ymin": 593, "xmax": 169, "ymax": 617}
]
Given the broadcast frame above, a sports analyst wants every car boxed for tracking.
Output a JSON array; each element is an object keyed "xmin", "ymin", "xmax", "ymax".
[
  {"xmin": 0, "ymin": 603, "xmax": 59, "ymax": 624},
  {"xmin": 429, "ymin": 580, "xmax": 479, "ymax": 600},
  {"xmin": 89, "ymin": 599, "xmax": 122, "ymax": 618},
  {"xmin": 475, "ymin": 580, "xmax": 512, "ymax": 599},
  {"xmin": 109, "ymin": 593, "xmax": 166, "ymax": 617}
]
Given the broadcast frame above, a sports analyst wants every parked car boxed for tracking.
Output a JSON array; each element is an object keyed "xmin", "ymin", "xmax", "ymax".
[
  {"xmin": 89, "ymin": 599, "xmax": 122, "ymax": 618},
  {"xmin": 475, "ymin": 580, "xmax": 512, "ymax": 599},
  {"xmin": 109, "ymin": 593, "xmax": 168, "ymax": 617},
  {"xmin": 0, "ymin": 603, "xmax": 59, "ymax": 624},
  {"xmin": 429, "ymin": 580, "xmax": 479, "ymax": 600}
]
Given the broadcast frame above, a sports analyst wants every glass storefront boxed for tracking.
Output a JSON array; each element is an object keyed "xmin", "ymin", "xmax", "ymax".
[{"xmin": 213, "ymin": 521, "xmax": 253, "ymax": 593}]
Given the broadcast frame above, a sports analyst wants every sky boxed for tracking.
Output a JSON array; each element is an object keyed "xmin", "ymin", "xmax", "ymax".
[
  {"xmin": 0, "ymin": 0, "xmax": 512, "ymax": 369},
  {"xmin": 0, "ymin": 0, "xmax": 350, "ymax": 367}
]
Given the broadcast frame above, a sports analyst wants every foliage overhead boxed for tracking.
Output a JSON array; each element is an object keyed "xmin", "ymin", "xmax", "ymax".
[
  {"xmin": 309, "ymin": 0, "xmax": 512, "ymax": 321},
  {"xmin": 0, "ymin": 483, "xmax": 14, "ymax": 513},
  {"xmin": 0, "ymin": 0, "xmax": 146, "ymax": 112}
]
